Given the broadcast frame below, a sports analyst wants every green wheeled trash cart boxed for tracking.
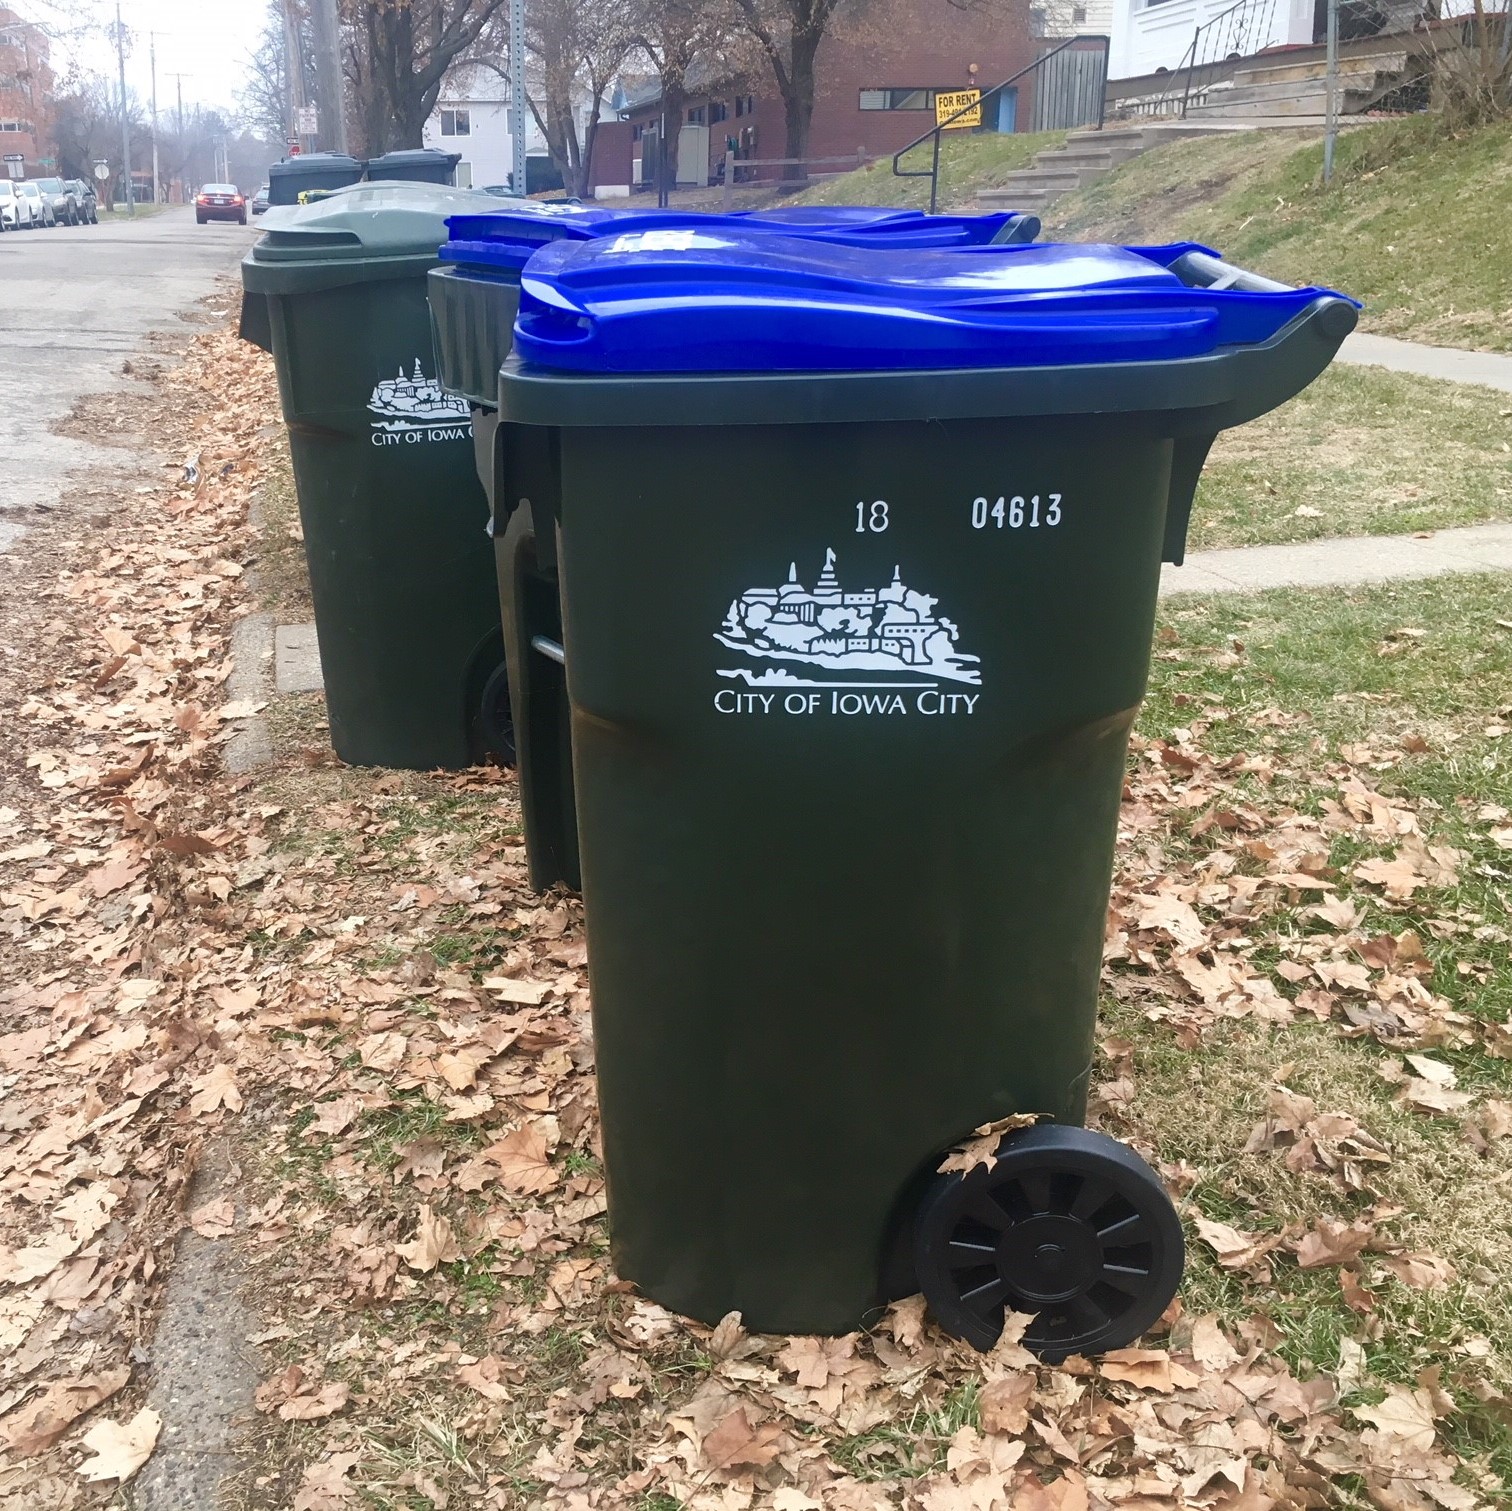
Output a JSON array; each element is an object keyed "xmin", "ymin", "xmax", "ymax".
[
  {"xmin": 493, "ymin": 230, "xmax": 1358, "ymax": 1357},
  {"xmin": 428, "ymin": 206, "xmax": 1044, "ymax": 889},
  {"xmin": 267, "ymin": 151, "xmax": 365, "ymax": 206},
  {"xmin": 240, "ymin": 181, "xmax": 510, "ymax": 769},
  {"xmin": 367, "ymin": 148, "xmax": 462, "ymax": 187}
]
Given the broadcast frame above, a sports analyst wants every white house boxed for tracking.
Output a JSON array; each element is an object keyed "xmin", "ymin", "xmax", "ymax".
[
  {"xmin": 422, "ymin": 68, "xmax": 540, "ymax": 189},
  {"xmin": 422, "ymin": 65, "xmax": 615, "ymax": 192},
  {"xmin": 1108, "ymin": 0, "xmax": 1314, "ymax": 79}
]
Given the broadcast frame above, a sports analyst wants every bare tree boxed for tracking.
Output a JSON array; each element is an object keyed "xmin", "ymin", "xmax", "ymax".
[
  {"xmin": 467, "ymin": 0, "xmax": 632, "ymax": 196},
  {"xmin": 729, "ymin": 0, "xmax": 846, "ymax": 171},
  {"xmin": 50, "ymin": 76, "xmax": 119, "ymax": 179},
  {"xmin": 342, "ymin": 0, "xmax": 513, "ymax": 155},
  {"xmin": 238, "ymin": 0, "xmax": 318, "ymax": 145},
  {"xmin": 1429, "ymin": 0, "xmax": 1511, "ymax": 124},
  {"xmin": 630, "ymin": 0, "xmax": 735, "ymax": 200},
  {"xmin": 525, "ymin": 0, "xmax": 633, "ymax": 196}
]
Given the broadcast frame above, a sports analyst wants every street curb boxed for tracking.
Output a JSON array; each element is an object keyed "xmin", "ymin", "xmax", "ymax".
[{"xmin": 226, "ymin": 613, "xmax": 275, "ymax": 773}]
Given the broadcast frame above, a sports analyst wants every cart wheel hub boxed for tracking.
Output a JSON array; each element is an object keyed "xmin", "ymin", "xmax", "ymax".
[{"xmin": 998, "ymin": 1215, "xmax": 1099, "ymax": 1304}]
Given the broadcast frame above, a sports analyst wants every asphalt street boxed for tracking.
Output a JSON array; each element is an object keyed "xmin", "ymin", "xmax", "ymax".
[{"xmin": 0, "ymin": 207, "xmax": 253, "ymax": 548}]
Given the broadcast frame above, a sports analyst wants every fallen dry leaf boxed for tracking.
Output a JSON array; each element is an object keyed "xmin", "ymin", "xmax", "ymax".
[
  {"xmin": 76, "ymin": 1407, "xmax": 162, "ymax": 1483},
  {"xmin": 0, "ymin": 1367, "xmax": 129, "ymax": 1456},
  {"xmin": 1351, "ymin": 1385, "xmax": 1439, "ymax": 1453},
  {"xmin": 187, "ymin": 1197, "xmax": 235, "ymax": 1238},
  {"xmin": 701, "ymin": 1406, "xmax": 784, "ymax": 1470},
  {"xmin": 187, "ymin": 1063, "xmax": 243, "ymax": 1115},
  {"xmin": 292, "ymin": 1451, "xmax": 362, "ymax": 1511},
  {"xmin": 394, "ymin": 1204, "xmax": 462, "ymax": 1272},
  {"xmin": 1292, "ymin": 1216, "xmax": 1375, "ymax": 1269},
  {"xmin": 937, "ymin": 1113, "xmax": 1042, "ymax": 1174}
]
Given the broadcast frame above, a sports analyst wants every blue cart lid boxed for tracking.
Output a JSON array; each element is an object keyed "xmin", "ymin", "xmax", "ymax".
[
  {"xmin": 511, "ymin": 231, "xmax": 1355, "ymax": 373},
  {"xmin": 439, "ymin": 205, "xmax": 1029, "ymax": 274}
]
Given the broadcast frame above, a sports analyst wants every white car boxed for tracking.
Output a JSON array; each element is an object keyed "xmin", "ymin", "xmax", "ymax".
[
  {"xmin": 16, "ymin": 180, "xmax": 55, "ymax": 227},
  {"xmin": 0, "ymin": 178, "xmax": 35, "ymax": 230}
]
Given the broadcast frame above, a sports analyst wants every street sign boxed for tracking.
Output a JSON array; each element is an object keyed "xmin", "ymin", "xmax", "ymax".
[
  {"xmin": 935, "ymin": 89, "xmax": 982, "ymax": 130},
  {"xmin": 297, "ymin": 105, "xmax": 318, "ymax": 136},
  {"xmin": 93, "ymin": 161, "xmax": 110, "ymax": 181}
]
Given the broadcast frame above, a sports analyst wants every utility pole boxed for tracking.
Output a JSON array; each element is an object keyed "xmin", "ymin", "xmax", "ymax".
[
  {"xmin": 149, "ymin": 32, "xmax": 160, "ymax": 204},
  {"xmin": 310, "ymin": 0, "xmax": 348, "ymax": 153},
  {"xmin": 509, "ymin": 0, "xmax": 526, "ymax": 196},
  {"xmin": 282, "ymin": 0, "xmax": 311, "ymax": 153},
  {"xmin": 168, "ymin": 73, "xmax": 190, "ymax": 200},
  {"xmin": 1322, "ymin": 0, "xmax": 1338, "ymax": 184},
  {"xmin": 115, "ymin": 2, "xmax": 134, "ymax": 216}
]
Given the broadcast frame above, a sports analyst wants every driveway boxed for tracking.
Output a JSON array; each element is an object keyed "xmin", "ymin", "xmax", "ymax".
[{"xmin": 0, "ymin": 206, "xmax": 253, "ymax": 545}]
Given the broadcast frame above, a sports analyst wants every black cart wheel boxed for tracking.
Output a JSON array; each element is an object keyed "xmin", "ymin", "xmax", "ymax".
[
  {"xmin": 914, "ymin": 1124, "xmax": 1183, "ymax": 1361},
  {"xmin": 478, "ymin": 663, "xmax": 516, "ymax": 767}
]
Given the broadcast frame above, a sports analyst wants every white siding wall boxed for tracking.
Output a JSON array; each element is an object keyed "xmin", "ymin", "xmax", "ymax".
[
  {"xmin": 1109, "ymin": 0, "xmax": 1313, "ymax": 79},
  {"xmin": 423, "ymin": 99, "xmax": 527, "ymax": 188}
]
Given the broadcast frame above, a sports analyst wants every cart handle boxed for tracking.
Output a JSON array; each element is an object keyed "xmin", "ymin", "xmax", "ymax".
[{"xmin": 1168, "ymin": 249, "xmax": 1297, "ymax": 295}]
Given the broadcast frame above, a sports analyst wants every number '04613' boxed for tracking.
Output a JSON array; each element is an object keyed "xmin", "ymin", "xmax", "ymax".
[{"xmin": 971, "ymin": 494, "xmax": 1062, "ymax": 529}]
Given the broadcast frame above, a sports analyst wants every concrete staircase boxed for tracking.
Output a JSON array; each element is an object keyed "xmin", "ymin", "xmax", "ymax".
[
  {"xmin": 1183, "ymin": 49, "xmax": 1418, "ymax": 123},
  {"xmin": 976, "ymin": 123, "xmax": 1234, "ymax": 215}
]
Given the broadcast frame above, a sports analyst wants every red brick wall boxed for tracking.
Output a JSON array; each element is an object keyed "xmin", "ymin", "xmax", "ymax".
[
  {"xmin": 596, "ymin": 0, "xmax": 1037, "ymax": 189},
  {"xmin": 587, "ymin": 119, "xmax": 634, "ymax": 192}
]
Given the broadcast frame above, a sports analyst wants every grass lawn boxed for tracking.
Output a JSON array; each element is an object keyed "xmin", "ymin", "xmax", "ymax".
[
  {"xmin": 792, "ymin": 129, "xmax": 1065, "ymax": 210},
  {"xmin": 1119, "ymin": 573, "xmax": 1512, "ymax": 1488},
  {"xmin": 98, "ymin": 200, "xmax": 170, "ymax": 219},
  {"xmin": 1050, "ymin": 115, "xmax": 1512, "ymax": 353},
  {"xmin": 226, "ymin": 565, "xmax": 1512, "ymax": 1507},
  {"xmin": 1190, "ymin": 361, "xmax": 1512, "ymax": 551}
]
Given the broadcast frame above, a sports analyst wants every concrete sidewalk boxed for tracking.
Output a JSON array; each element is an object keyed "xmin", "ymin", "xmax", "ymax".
[
  {"xmin": 1336, "ymin": 332, "xmax": 1512, "ymax": 394},
  {"xmin": 1162, "ymin": 520, "xmax": 1512, "ymax": 596}
]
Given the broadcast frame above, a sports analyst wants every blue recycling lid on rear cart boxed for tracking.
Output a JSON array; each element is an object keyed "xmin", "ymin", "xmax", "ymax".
[
  {"xmin": 440, "ymin": 204, "xmax": 1036, "ymax": 274},
  {"xmin": 510, "ymin": 230, "xmax": 1358, "ymax": 374}
]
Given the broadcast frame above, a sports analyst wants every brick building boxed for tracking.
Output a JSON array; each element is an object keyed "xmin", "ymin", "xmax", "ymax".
[
  {"xmin": 591, "ymin": 0, "xmax": 1042, "ymax": 193},
  {"xmin": 0, "ymin": 6, "xmax": 53, "ymax": 176}
]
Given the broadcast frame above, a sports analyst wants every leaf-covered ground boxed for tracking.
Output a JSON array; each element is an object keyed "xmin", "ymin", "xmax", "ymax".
[{"xmin": 1, "ymin": 323, "xmax": 1510, "ymax": 1511}]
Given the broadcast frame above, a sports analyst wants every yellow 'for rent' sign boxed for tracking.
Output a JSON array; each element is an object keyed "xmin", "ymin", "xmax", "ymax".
[{"xmin": 934, "ymin": 89, "xmax": 982, "ymax": 129}]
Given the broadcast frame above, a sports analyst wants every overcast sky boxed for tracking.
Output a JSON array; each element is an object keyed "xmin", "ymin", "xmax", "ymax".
[{"xmin": 61, "ymin": 0, "xmax": 267, "ymax": 114}]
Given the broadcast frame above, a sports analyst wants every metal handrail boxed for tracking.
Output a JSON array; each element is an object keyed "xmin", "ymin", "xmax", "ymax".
[
  {"xmin": 1179, "ymin": 0, "xmax": 1249, "ymax": 116},
  {"xmin": 891, "ymin": 35, "xmax": 1110, "ymax": 214}
]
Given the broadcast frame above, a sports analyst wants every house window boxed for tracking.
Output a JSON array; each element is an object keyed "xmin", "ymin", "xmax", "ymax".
[
  {"xmin": 632, "ymin": 123, "xmax": 644, "ymax": 141},
  {"xmin": 440, "ymin": 108, "xmax": 471, "ymax": 137},
  {"xmin": 709, "ymin": 100, "xmax": 728, "ymax": 124},
  {"xmin": 734, "ymin": 94, "xmax": 754, "ymax": 116},
  {"xmin": 858, "ymin": 88, "xmax": 933, "ymax": 111},
  {"xmin": 687, "ymin": 105, "xmax": 706, "ymax": 125}
]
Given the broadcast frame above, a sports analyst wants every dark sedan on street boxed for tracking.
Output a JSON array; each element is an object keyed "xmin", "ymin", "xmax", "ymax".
[{"xmin": 195, "ymin": 183, "xmax": 247, "ymax": 225}]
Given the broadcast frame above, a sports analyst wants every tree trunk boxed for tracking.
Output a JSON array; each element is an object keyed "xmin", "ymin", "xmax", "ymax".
[
  {"xmin": 576, "ymin": 115, "xmax": 601, "ymax": 198},
  {"xmin": 659, "ymin": 78, "xmax": 687, "ymax": 204},
  {"xmin": 780, "ymin": 27, "xmax": 821, "ymax": 179}
]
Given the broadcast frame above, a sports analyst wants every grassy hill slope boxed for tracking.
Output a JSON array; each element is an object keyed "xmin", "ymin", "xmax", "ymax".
[
  {"xmin": 792, "ymin": 130, "xmax": 1064, "ymax": 209},
  {"xmin": 799, "ymin": 114, "xmax": 1512, "ymax": 350},
  {"xmin": 1048, "ymin": 115, "xmax": 1512, "ymax": 352}
]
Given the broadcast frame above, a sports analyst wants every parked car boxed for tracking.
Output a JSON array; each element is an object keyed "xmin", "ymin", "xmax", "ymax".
[
  {"xmin": 195, "ymin": 183, "xmax": 247, "ymax": 225},
  {"xmin": 251, "ymin": 184, "xmax": 270, "ymax": 215},
  {"xmin": 0, "ymin": 178, "xmax": 34, "ymax": 230},
  {"xmin": 16, "ymin": 180, "xmax": 56, "ymax": 227},
  {"xmin": 31, "ymin": 176, "xmax": 81, "ymax": 225},
  {"xmin": 63, "ymin": 178, "xmax": 99, "ymax": 224}
]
